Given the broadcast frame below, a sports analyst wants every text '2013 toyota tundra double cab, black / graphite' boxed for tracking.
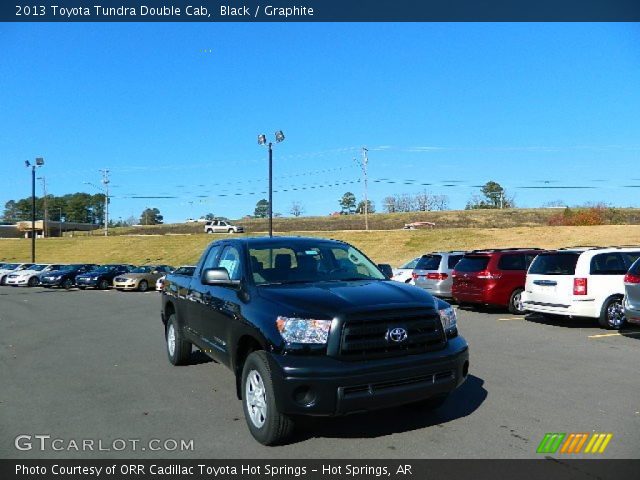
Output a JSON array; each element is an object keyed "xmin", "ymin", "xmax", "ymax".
[{"xmin": 161, "ymin": 236, "xmax": 469, "ymax": 445}]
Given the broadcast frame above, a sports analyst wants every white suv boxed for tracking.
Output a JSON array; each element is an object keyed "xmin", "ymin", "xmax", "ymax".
[
  {"xmin": 204, "ymin": 220, "xmax": 244, "ymax": 234},
  {"xmin": 522, "ymin": 247, "xmax": 640, "ymax": 329}
]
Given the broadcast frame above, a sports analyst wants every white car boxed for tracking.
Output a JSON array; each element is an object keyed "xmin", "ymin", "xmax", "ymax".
[
  {"xmin": 204, "ymin": 220, "xmax": 244, "ymax": 234},
  {"xmin": 522, "ymin": 247, "xmax": 640, "ymax": 329},
  {"xmin": 157, "ymin": 265, "xmax": 196, "ymax": 291},
  {"xmin": 0, "ymin": 263, "xmax": 35, "ymax": 285},
  {"xmin": 391, "ymin": 257, "xmax": 420, "ymax": 284},
  {"xmin": 6, "ymin": 264, "xmax": 63, "ymax": 287}
]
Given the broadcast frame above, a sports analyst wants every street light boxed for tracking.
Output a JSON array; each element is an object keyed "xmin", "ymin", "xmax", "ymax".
[
  {"xmin": 257, "ymin": 131, "xmax": 285, "ymax": 237},
  {"xmin": 25, "ymin": 157, "xmax": 44, "ymax": 262}
]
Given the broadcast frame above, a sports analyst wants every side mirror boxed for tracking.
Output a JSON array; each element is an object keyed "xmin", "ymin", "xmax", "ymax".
[
  {"xmin": 202, "ymin": 267, "xmax": 240, "ymax": 286},
  {"xmin": 378, "ymin": 263, "xmax": 393, "ymax": 279}
]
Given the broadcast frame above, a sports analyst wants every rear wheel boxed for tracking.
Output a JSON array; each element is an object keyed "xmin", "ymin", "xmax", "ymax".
[
  {"xmin": 138, "ymin": 280, "xmax": 148, "ymax": 292},
  {"xmin": 166, "ymin": 314, "xmax": 191, "ymax": 365},
  {"xmin": 599, "ymin": 296, "xmax": 625, "ymax": 330},
  {"xmin": 508, "ymin": 288, "xmax": 526, "ymax": 315},
  {"xmin": 241, "ymin": 351, "xmax": 294, "ymax": 445}
]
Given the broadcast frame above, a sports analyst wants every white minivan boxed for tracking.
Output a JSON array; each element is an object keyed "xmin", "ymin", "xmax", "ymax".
[{"xmin": 522, "ymin": 247, "xmax": 640, "ymax": 329}]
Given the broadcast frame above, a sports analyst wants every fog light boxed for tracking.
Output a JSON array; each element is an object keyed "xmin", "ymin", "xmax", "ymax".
[{"xmin": 292, "ymin": 386, "xmax": 316, "ymax": 407}]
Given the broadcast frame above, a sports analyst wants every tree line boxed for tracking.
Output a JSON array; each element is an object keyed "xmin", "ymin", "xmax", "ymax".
[{"xmin": 2, "ymin": 193, "xmax": 106, "ymax": 224}]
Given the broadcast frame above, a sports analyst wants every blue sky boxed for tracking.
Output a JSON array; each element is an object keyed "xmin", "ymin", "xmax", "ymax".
[{"xmin": 1, "ymin": 22, "xmax": 639, "ymax": 223}]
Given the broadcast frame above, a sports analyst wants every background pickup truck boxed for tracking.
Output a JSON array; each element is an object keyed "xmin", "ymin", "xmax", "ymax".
[
  {"xmin": 204, "ymin": 220, "xmax": 244, "ymax": 234},
  {"xmin": 161, "ymin": 236, "xmax": 469, "ymax": 445}
]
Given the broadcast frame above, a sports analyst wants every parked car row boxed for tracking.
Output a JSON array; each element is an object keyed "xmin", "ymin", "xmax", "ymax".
[
  {"xmin": 0, "ymin": 262, "xmax": 191, "ymax": 292},
  {"xmin": 394, "ymin": 245, "xmax": 640, "ymax": 330}
]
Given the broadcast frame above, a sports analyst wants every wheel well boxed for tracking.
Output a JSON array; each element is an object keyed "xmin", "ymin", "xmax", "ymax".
[
  {"xmin": 163, "ymin": 301, "xmax": 175, "ymax": 326},
  {"xmin": 234, "ymin": 335, "xmax": 263, "ymax": 399}
]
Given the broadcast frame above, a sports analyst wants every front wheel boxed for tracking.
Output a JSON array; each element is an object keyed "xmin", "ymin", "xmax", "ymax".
[
  {"xmin": 28, "ymin": 276, "xmax": 39, "ymax": 287},
  {"xmin": 98, "ymin": 278, "xmax": 110, "ymax": 290},
  {"xmin": 138, "ymin": 280, "xmax": 148, "ymax": 292},
  {"xmin": 62, "ymin": 278, "xmax": 73, "ymax": 290},
  {"xmin": 241, "ymin": 351, "xmax": 294, "ymax": 445},
  {"xmin": 599, "ymin": 296, "xmax": 625, "ymax": 330},
  {"xmin": 508, "ymin": 288, "xmax": 526, "ymax": 315}
]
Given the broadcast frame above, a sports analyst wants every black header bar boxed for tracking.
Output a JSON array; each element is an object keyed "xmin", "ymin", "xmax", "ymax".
[{"xmin": 2, "ymin": 0, "xmax": 640, "ymax": 22}]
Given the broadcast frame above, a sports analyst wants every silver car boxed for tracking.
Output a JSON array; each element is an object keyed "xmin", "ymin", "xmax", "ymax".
[
  {"xmin": 624, "ymin": 258, "xmax": 640, "ymax": 326},
  {"xmin": 413, "ymin": 251, "xmax": 466, "ymax": 299}
]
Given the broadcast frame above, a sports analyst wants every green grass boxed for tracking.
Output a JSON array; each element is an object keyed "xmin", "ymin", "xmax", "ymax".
[{"xmin": 3, "ymin": 225, "xmax": 640, "ymax": 267}]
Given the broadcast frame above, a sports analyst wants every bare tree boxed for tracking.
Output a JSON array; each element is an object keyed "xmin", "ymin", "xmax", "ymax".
[
  {"xmin": 432, "ymin": 195, "xmax": 449, "ymax": 211},
  {"xmin": 383, "ymin": 196, "xmax": 398, "ymax": 213},
  {"xmin": 290, "ymin": 201, "xmax": 305, "ymax": 217}
]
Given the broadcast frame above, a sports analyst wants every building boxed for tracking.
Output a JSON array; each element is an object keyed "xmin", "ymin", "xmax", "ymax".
[{"xmin": 14, "ymin": 220, "xmax": 100, "ymax": 238}]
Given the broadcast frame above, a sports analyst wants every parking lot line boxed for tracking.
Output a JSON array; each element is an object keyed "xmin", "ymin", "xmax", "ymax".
[
  {"xmin": 588, "ymin": 331, "xmax": 640, "ymax": 339},
  {"xmin": 497, "ymin": 317, "xmax": 525, "ymax": 321}
]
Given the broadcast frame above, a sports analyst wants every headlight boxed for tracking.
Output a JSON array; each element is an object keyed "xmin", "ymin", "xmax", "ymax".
[
  {"xmin": 91, "ymin": 276, "xmax": 99, "ymax": 280},
  {"xmin": 276, "ymin": 316, "xmax": 332, "ymax": 344},
  {"xmin": 438, "ymin": 306, "xmax": 458, "ymax": 337}
]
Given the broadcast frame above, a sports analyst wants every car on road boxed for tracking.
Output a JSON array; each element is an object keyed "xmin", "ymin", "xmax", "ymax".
[
  {"xmin": 6, "ymin": 264, "xmax": 65, "ymax": 287},
  {"xmin": 413, "ymin": 251, "xmax": 466, "ymax": 299},
  {"xmin": 204, "ymin": 220, "xmax": 244, "ymax": 234},
  {"xmin": 523, "ymin": 247, "xmax": 640, "ymax": 329},
  {"xmin": 452, "ymin": 248, "xmax": 543, "ymax": 314},
  {"xmin": 0, "ymin": 263, "xmax": 35, "ymax": 285},
  {"xmin": 161, "ymin": 236, "xmax": 469, "ymax": 445},
  {"xmin": 623, "ymin": 257, "xmax": 640, "ymax": 326},
  {"xmin": 391, "ymin": 257, "xmax": 420, "ymax": 283},
  {"xmin": 113, "ymin": 265, "xmax": 174, "ymax": 292},
  {"xmin": 75, "ymin": 264, "xmax": 134, "ymax": 290},
  {"xmin": 39, "ymin": 264, "xmax": 98, "ymax": 289},
  {"xmin": 156, "ymin": 265, "xmax": 195, "ymax": 291}
]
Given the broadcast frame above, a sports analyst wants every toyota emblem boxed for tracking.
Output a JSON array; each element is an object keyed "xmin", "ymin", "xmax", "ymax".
[{"xmin": 387, "ymin": 327, "xmax": 408, "ymax": 343}]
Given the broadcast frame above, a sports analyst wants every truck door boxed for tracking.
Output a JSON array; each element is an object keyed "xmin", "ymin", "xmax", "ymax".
[{"xmin": 191, "ymin": 244, "xmax": 243, "ymax": 365}]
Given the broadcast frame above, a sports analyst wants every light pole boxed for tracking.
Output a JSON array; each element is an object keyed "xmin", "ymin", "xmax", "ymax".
[
  {"xmin": 258, "ymin": 131, "xmax": 285, "ymax": 237},
  {"xmin": 58, "ymin": 207, "xmax": 63, "ymax": 237},
  {"xmin": 354, "ymin": 147, "xmax": 370, "ymax": 230},
  {"xmin": 25, "ymin": 157, "xmax": 44, "ymax": 262},
  {"xmin": 37, "ymin": 176, "xmax": 47, "ymax": 237},
  {"xmin": 84, "ymin": 168, "xmax": 110, "ymax": 236}
]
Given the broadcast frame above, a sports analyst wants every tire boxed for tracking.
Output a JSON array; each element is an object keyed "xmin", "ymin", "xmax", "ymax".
[
  {"xmin": 599, "ymin": 296, "xmax": 625, "ymax": 330},
  {"xmin": 241, "ymin": 351, "xmax": 294, "ymax": 446},
  {"xmin": 408, "ymin": 394, "xmax": 449, "ymax": 410},
  {"xmin": 78, "ymin": 286, "xmax": 86, "ymax": 290},
  {"xmin": 62, "ymin": 278, "xmax": 73, "ymax": 290},
  {"xmin": 508, "ymin": 288, "xmax": 526, "ymax": 315},
  {"xmin": 228, "ymin": 229, "xmax": 233, "ymax": 234},
  {"xmin": 138, "ymin": 280, "xmax": 148, "ymax": 292},
  {"xmin": 28, "ymin": 276, "xmax": 39, "ymax": 287},
  {"xmin": 166, "ymin": 314, "xmax": 191, "ymax": 366},
  {"xmin": 98, "ymin": 278, "xmax": 110, "ymax": 290}
]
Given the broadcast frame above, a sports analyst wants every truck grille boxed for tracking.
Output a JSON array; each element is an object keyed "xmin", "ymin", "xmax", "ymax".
[{"xmin": 338, "ymin": 308, "xmax": 446, "ymax": 360}]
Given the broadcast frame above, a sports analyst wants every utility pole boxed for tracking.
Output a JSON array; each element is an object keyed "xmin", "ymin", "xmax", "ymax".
[
  {"xmin": 38, "ymin": 176, "xmax": 47, "ymax": 237},
  {"xmin": 355, "ymin": 147, "xmax": 369, "ymax": 230},
  {"xmin": 100, "ymin": 169, "xmax": 110, "ymax": 236}
]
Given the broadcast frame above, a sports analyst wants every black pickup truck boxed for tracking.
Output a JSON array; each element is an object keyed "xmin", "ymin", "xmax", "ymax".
[{"xmin": 161, "ymin": 236, "xmax": 469, "ymax": 445}]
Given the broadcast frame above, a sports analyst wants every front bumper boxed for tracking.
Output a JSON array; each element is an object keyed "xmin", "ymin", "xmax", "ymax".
[
  {"xmin": 6, "ymin": 277, "xmax": 29, "ymax": 286},
  {"xmin": 267, "ymin": 336, "xmax": 469, "ymax": 416},
  {"xmin": 113, "ymin": 281, "xmax": 137, "ymax": 290},
  {"xmin": 76, "ymin": 277, "xmax": 99, "ymax": 287},
  {"xmin": 40, "ymin": 277, "xmax": 63, "ymax": 286}
]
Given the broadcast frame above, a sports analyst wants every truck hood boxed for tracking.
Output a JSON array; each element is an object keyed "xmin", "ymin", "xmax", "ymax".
[{"xmin": 256, "ymin": 279, "xmax": 437, "ymax": 317}]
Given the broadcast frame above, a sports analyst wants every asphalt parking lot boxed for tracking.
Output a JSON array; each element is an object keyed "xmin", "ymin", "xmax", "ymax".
[{"xmin": 1, "ymin": 286, "xmax": 639, "ymax": 459}]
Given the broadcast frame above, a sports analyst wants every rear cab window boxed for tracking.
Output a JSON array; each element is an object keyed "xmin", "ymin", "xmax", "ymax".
[
  {"xmin": 590, "ymin": 253, "xmax": 634, "ymax": 275},
  {"xmin": 528, "ymin": 253, "xmax": 579, "ymax": 275},
  {"xmin": 447, "ymin": 255, "xmax": 463, "ymax": 269},
  {"xmin": 455, "ymin": 256, "xmax": 490, "ymax": 272},
  {"xmin": 415, "ymin": 255, "xmax": 442, "ymax": 271}
]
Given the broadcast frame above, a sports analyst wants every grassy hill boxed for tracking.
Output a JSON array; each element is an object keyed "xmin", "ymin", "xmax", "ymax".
[{"xmin": 2, "ymin": 225, "xmax": 640, "ymax": 267}]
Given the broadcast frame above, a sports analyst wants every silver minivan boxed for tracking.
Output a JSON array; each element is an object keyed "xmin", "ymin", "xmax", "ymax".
[
  {"xmin": 413, "ymin": 251, "xmax": 466, "ymax": 299},
  {"xmin": 624, "ymin": 258, "xmax": 640, "ymax": 326}
]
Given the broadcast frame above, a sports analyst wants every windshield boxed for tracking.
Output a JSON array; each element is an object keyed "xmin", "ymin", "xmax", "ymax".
[
  {"xmin": 93, "ymin": 265, "xmax": 117, "ymax": 273},
  {"xmin": 399, "ymin": 258, "xmax": 419, "ymax": 270},
  {"xmin": 2, "ymin": 263, "xmax": 19, "ymax": 270},
  {"xmin": 529, "ymin": 253, "xmax": 579, "ymax": 275},
  {"xmin": 30, "ymin": 264, "xmax": 49, "ymax": 272},
  {"xmin": 131, "ymin": 266, "xmax": 154, "ymax": 273},
  {"xmin": 249, "ymin": 241, "xmax": 386, "ymax": 285}
]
